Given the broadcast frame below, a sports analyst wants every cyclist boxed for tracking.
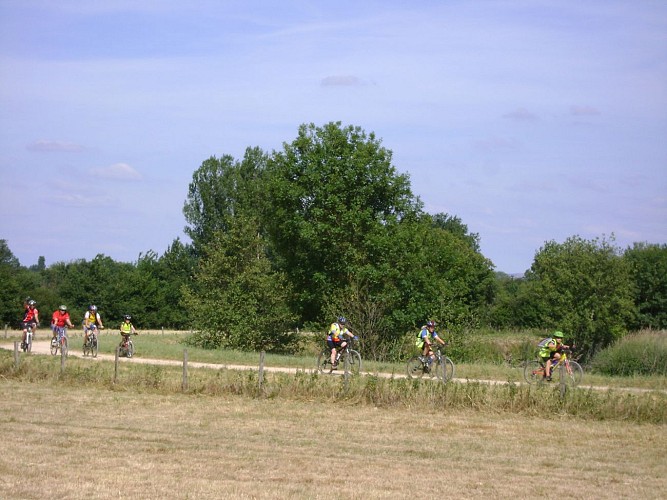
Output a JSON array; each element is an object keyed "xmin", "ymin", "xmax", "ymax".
[
  {"xmin": 119, "ymin": 314, "xmax": 137, "ymax": 348},
  {"xmin": 21, "ymin": 299, "xmax": 40, "ymax": 348},
  {"xmin": 538, "ymin": 331, "xmax": 570, "ymax": 381},
  {"xmin": 51, "ymin": 305, "xmax": 74, "ymax": 345},
  {"xmin": 83, "ymin": 305, "xmax": 104, "ymax": 347},
  {"xmin": 416, "ymin": 320, "xmax": 447, "ymax": 370},
  {"xmin": 326, "ymin": 316, "xmax": 354, "ymax": 370}
]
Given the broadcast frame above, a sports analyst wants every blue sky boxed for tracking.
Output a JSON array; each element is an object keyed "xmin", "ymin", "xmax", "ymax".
[{"xmin": 1, "ymin": 0, "xmax": 665, "ymax": 274}]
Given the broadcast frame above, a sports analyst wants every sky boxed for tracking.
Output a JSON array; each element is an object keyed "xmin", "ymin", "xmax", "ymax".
[{"xmin": 1, "ymin": 0, "xmax": 666, "ymax": 274}]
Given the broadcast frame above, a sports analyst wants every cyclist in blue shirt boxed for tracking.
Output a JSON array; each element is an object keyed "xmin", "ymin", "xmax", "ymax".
[{"xmin": 416, "ymin": 320, "xmax": 447, "ymax": 368}]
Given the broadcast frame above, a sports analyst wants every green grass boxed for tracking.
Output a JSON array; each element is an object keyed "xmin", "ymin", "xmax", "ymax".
[
  {"xmin": 2, "ymin": 348, "xmax": 666, "ymax": 425},
  {"xmin": 590, "ymin": 330, "xmax": 667, "ymax": 376},
  {"xmin": 4, "ymin": 329, "xmax": 667, "ymax": 393}
]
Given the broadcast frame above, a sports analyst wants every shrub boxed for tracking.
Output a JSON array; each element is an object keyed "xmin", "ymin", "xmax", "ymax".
[{"xmin": 590, "ymin": 330, "xmax": 667, "ymax": 376}]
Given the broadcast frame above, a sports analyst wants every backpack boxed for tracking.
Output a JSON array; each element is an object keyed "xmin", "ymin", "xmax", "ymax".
[{"xmin": 537, "ymin": 337, "xmax": 552, "ymax": 348}]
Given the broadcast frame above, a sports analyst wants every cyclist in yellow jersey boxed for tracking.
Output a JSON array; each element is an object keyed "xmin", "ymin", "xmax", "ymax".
[
  {"xmin": 83, "ymin": 304, "xmax": 104, "ymax": 346},
  {"xmin": 119, "ymin": 314, "xmax": 137, "ymax": 348},
  {"xmin": 326, "ymin": 316, "xmax": 355, "ymax": 370},
  {"xmin": 538, "ymin": 331, "xmax": 569, "ymax": 381}
]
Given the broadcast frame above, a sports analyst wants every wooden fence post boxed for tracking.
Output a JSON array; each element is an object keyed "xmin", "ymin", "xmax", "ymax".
[
  {"xmin": 14, "ymin": 341, "xmax": 19, "ymax": 369},
  {"xmin": 343, "ymin": 351, "xmax": 350, "ymax": 391},
  {"xmin": 258, "ymin": 351, "xmax": 265, "ymax": 389},
  {"xmin": 4, "ymin": 324, "xmax": 8, "ymax": 339},
  {"xmin": 114, "ymin": 347, "xmax": 120, "ymax": 384},
  {"xmin": 182, "ymin": 349, "xmax": 188, "ymax": 392},
  {"xmin": 60, "ymin": 342, "xmax": 66, "ymax": 374},
  {"xmin": 559, "ymin": 363, "xmax": 566, "ymax": 397}
]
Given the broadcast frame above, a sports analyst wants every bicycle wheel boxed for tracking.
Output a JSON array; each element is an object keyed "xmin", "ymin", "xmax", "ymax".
[
  {"xmin": 437, "ymin": 357, "xmax": 455, "ymax": 383},
  {"xmin": 92, "ymin": 337, "xmax": 98, "ymax": 358},
  {"xmin": 26, "ymin": 336, "xmax": 32, "ymax": 353},
  {"xmin": 344, "ymin": 350, "xmax": 362, "ymax": 375},
  {"xmin": 562, "ymin": 360, "xmax": 583, "ymax": 387},
  {"xmin": 317, "ymin": 350, "xmax": 333, "ymax": 373},
  {"xmin": 127, "ymin": 341, "xmax": 134, "ymax": 358},
  {"xmin": 406, "ymin": 356, "xmax": 426, "ymax": 379},
  {"xmin": 523, "ymin": 360, "xmax": 544, "ymax": 385},
  {"xmin": 83, "ymin": 340, "xmax": 89, "ymax": 356}
]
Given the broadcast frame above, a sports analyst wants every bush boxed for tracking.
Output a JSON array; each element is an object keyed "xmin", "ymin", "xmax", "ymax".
[{"xmin": 590, "ymin": 330, "xmax": 667, "ymax": 376}]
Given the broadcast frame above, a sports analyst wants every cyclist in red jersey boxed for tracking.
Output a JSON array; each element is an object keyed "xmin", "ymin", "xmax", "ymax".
[
  {"xmin": 51, "ymin": 305, "xmax": 74, "ymax": 344},
  {"xmin": 22, "ymin": 299, "xmax": 40, "ymax": 346}
]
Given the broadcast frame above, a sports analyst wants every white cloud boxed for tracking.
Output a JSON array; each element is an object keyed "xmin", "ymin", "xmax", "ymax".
[
  {"xmin": 321, "ymin": 75, "xmax": 363, "ymax": 87},
  {"xmin": 27, "ymin": 140, "xmax": 86, "ymax": 152},
  {"xmin": 502, "ymin": 108, "xmax": 539, "ymax": 122},
  {"xmin": 570, "ymin": 105, "xmax": 601, "ymax": 116},
  {"xmin": 89, "ymin": 163, "xmax": 142, "ymax": 181}
]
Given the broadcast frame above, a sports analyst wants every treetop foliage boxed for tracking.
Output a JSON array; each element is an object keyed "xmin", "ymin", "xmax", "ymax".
[{"xmin": 2, "ymin": 123, "xmax": 665, "ymax": 361}]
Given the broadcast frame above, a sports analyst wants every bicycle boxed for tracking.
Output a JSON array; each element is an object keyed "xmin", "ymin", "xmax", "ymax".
[
  {"xmin": 21, "ymin": 323, "xmax": 35, "ymax": 353},
  {"xmin": 82, "ymin": 325, "xmax": 99, "ymax": 358},
  {"xmin": 406, "ymin": 344, "xmax": 455, "ymax": 383},
  {"xmin": 317, "ymin": 338, "xmax": 362, "ymax": 375},
  {"xmin": 50, "ymin": 326, "xmax": 69, "ymax": 357},
  {"xmin": 118, "ymin": 333, "xmax": 136, "ymax": 358},
  {"xmin": 523, "ymin": 348, "xmax": 583, "ymax": 387}
]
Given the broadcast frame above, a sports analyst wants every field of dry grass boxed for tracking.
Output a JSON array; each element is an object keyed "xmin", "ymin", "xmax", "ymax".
[{"xmin": 1, "ymin": 379, "xmax": 666, "ymax": 499}]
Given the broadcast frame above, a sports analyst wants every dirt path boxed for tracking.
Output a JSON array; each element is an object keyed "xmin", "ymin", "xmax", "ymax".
[
  {"xmin": 2, "ymin": 340, "xmax": 665, "ymax": 394},
  {"xmin": 3, "ymin": 340, "xmax": 300, "ymax": 374}
]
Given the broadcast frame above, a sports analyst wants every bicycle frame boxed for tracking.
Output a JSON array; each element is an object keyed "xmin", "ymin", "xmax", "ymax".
[
  {"xmin": 118, "ymin": 335, "xmax": 135, "ymax": 358},
  {"xmin": 83, "ymin": 327, "xmax": 98, "ymax": 357},
  {"xmin": 406, "ymin": 344, "xmax": 455, "ymax": 382},
  {"xmin": 524, "ymin": 349, "xmax": 583, "ymax": 386},
  {"xmin": 317, "ymin": 339, "xmax": 361, "ymax": 374},
  {"xmin": 51, "ymin": 326, "xmax": 69, "ymax": 356},
  {"xmin": 22, "ymin": 324, "xmax": 34, "ymax": 352}
]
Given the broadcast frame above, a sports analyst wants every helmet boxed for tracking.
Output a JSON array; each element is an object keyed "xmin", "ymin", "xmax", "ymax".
[
  {"xmin": 553, "ymin": 331, "xmax": 564, "ymax": 338},
  {"xmin": 59, "ymin": 305, "xmax": 67, "ymax": 311},
  {"xmin": 337, "ymin": 316, "xmax": 347, "ymax": 325},
  {"xmin": 426, "ymin": 320, "xmax": 436, "ymax": 328},
  {"xmin": 124, "ymin": 314, "xmax": 132, "ymax": 320},
  {"xmin": 90, "ymin": 305, "xmax": 97, "ymax": 311},
  {"xmin": 28, "ymin": 300, "xmax": 36, "ymax": 307}
]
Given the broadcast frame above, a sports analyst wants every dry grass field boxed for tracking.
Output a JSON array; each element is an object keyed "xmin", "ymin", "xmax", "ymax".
[{"xmin": 1, "ymin": 379, "xmax": 666, "ymax": 499}]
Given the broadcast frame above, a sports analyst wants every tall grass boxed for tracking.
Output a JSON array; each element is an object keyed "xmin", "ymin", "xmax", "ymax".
[
  {"xmin": 2, "ymin": 351, "xmax": 665, "ymax": 424},
  {"xmin": 591, "ymin": 330, "xmax": 667, "ymax": 376}
]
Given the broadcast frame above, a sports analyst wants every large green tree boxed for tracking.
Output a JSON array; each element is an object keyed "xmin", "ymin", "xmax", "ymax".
[
  {"xmin": 134, "ymin": 239, "xmax": 195, "ymax": 329},
  {"xmin": 526, "ymin": 236, "xmax": 636, "ymax": 359},
  {"xmin": 183, "ymin": 216, "xmax": 298, "ymax": 352},
  {"xmin": 0, "ymin": 240, "xmax": 23, "ymax": 325},
  {"xmin": 624, "ymin": 242, "xmax": 667, "ymax": 329},
  {"xmin": 183, "ymin": 147, "xmax": 267, "ymax": 253},
  {"xmin": 262, "ymin": 122, "xmax": 419, "ymax": 322}
]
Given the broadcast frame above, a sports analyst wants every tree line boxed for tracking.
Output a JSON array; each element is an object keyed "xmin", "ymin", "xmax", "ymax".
[{"xmin": 2, "ymin": 122, "xmax": 665, "ymax": 361}]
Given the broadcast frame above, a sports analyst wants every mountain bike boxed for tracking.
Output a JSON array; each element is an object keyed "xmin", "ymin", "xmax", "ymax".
[
  {"xmin": 406, "ymin": 344, "xmax": 455, "ymax": 383},
  {"xmin": 50, "ymin": 327, "xmax": 69, "ymax": 357},
  {"xmin": 118, "ymin": 334, "xmax": 136, "ymax": 358},
  {"xmin": 21, "ymin": 324, "xmax": 35, "ymax": 353},
  {"xmin": 524, "ymin": 348, "xmax": 583, "ymax": 387},
  {"xmin": 317, "ymin": 338, "xmax": 362, "ymax": 375},
  {"xmin": 82, "ymin": 325, "xmax": 99, "ymax": 358}
]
